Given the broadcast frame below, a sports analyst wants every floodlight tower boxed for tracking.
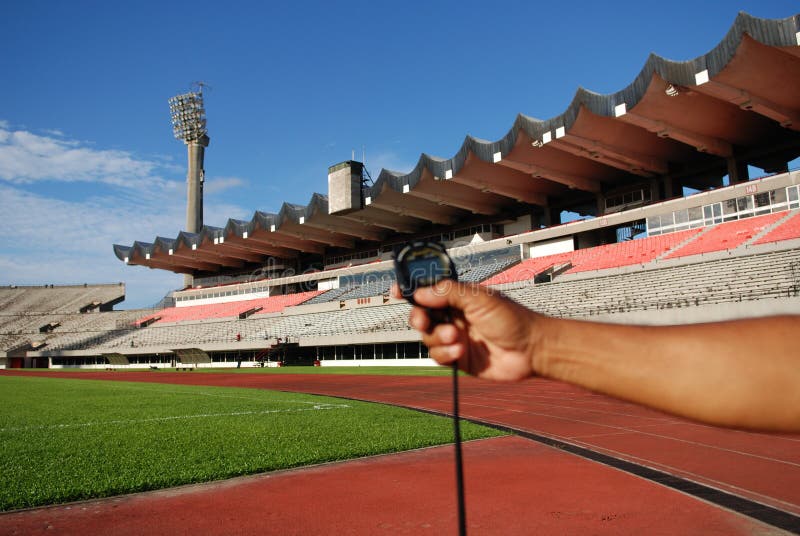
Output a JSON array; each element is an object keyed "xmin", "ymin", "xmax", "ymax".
[{"xmin": 169, "ymin": 85, "xmax": 210, "ymax": 286}]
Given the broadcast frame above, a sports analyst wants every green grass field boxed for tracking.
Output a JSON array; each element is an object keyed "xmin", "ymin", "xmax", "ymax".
[{"xmin": 0, "ymin": 375, "xmax": 503, "ymax": 511}]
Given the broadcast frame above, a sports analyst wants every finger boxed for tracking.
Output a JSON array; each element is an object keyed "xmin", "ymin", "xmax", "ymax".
[
  {"xmin": 413, "ymin": 280, "xmax": 494, "ymax": 313},
  {"xmin": 412, "ymin": 280, "xmax": 455, "ymax": 309},
  {"xmin": 420, "ymin": 322, "xmax": 460, "ymax": 347},
  {"xmin": 408, "ymin": 306, "xmax": 430, "ymax": 332},
  {"xmin": 389, "ymin": 283, "xmax": 402, "ymax": 300},
  {"xmin": 427, "ymin": 343, "xmax": 465, "ymax": 365}
]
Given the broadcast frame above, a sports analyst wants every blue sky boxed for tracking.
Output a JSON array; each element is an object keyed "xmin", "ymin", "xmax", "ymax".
[{"xmin": 1, "ymin": 1, "xmax": 797, "ymax": 309}]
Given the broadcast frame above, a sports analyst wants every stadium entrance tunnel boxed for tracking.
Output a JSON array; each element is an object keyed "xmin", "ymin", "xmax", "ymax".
[{"xmin": 272, "ymin": 342, "xmax": 314, "ymax": 366}]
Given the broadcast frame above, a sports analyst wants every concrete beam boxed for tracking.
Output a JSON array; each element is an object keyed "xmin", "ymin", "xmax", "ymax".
[
  {"xmin": 407, "ymin": 188, "xmax": 498, "ymax": 215},
  {"xmin": 179, "ymin": 248, "xmax": 245, "ymax": 269},
  {"xmin": 148, "ymin": 252, "xmax": 219, "ymax": 272},
  {"xmin": 498, "ymin": 157, "xmax": 601, "ymax": 193},
  {"xmin": 301, "ymin": 215, "xmax": 384, "ymax": 241},
  {"xmin": 339, "ymin": 209, "xmax": 420, "ymax": 234},
  {"xmin": 408, "ymin": 173, "xmax": 503, "ymax": 215},
  {"xmin": 369, "ymin": 188, "xmax": 457, "ymax": 225},
  {"xmin": 276, "ymin": 224, "xmax": 355, "ymax": 249},
  {"xmin": 452, "ymin": 173, "xmax": 548, "ymax": 205},
  {"xmin": 695, "ymin": 80, "xmax": 800, "ymax": 131},
  {"xmin": 208, "ymin": 242, "xmax": 266, "ymax": 263},
  {"xmin": 548, "ymin": 139, "xmax": 652, "ymax": 177},
  {"xmin": 453, "ymin": 154, "xmax": 550, "ymax": 205},
  {"xmin": 619, "ymin": 112, "xmax": 733, "ymax": 157},
  {"xmin": 221, "ymin": 237, "xmax": 298, "ymax": 259},
  {"xmin": 552, "ymin": 134, "xmax": 668, "ymax": 176},
  {"xmin": 246, "ymin": 232, "xmax": 326, "ymax": 255},
  {"xmin": 127, "ymin": 257, "xmax": 194, "ymax": 274},
  {"xmin": 368, "ymin": 200, "xmax": 453, "ymax": 225}
]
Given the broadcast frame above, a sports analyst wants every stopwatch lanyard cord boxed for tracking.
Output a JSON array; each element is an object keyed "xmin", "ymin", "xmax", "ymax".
[{"xmin": 453, "ymin": 363, "xmax": 467, "ymax": 536}]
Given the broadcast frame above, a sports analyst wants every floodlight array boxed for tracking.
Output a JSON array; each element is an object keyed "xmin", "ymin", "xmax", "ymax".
[{"xmin": 168, "ymin": 91, "xmax": 207, "ymax": 141}]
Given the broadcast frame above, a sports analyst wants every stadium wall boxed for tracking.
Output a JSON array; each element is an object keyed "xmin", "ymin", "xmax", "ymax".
[{"xmin": 320, "ymin": 358, "xmax": 437, "ymax": 367}]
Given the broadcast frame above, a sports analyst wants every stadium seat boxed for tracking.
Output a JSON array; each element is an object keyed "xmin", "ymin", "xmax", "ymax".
[
  {"xmin": 566, "ymin": 229, "xmax": 703, "ymax": 273},
  {"xmin": 481, "ymin": 252, "xmax": 573, "ymax": 286},
  {"xmin": 752, "ymin": 211, "xmax": 800, "ymax": 245},
  {"xmin": 135, "ymin": 290, "xmax": 322, "ymax": 326},
  {"xmin": 663, "ymin": 212, "xmax": 785, "ymax": 260}
]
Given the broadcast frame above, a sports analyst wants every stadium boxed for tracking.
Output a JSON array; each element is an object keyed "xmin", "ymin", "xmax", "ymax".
[
  {"xmin": 2, "ymin": 12, "xmax": 800, "ymax": 371},
  {"xmin": 2, "ymin": 10, "xmax": 800, "ymax": 535}
]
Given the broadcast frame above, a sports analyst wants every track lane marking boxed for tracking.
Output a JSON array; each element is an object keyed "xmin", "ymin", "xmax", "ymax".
[{"xmin": 457, "ymin": 399, "xmax": 800, "ymax": 467}]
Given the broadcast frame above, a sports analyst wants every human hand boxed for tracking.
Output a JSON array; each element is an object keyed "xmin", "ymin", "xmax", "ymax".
[{"xmin": 393, "ymin": 281, "xmax": 544, "ymax": 381}]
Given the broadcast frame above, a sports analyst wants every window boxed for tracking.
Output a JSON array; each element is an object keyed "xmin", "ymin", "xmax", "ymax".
[
  {"xmin": 646, "ymin": 216, "xmax": 662, "ymax": 235},
  {"xmin": 605, "ymin": 189, "xmax": 648, "ymax": 210},
  {"xmin": 789, "ymin": 186, "xmax": 800, "ymax": 210},
  {"xmin": 754, "ymin": 192, "xmax": 771, "ymax": 215},
  {"xmin": 736, "ymin": 195, "xmax": 754, "ymax": 218},
  {"xmin": 723, "ymin": 199, "xmax": 738, "ymax": 221},
  {"xmin": 704, "ymin": 203, "xmax": 723, "ymax": 225},
  {"xmin": 687, "ymin": 206, "xmax": 703, "ymax": 228}
]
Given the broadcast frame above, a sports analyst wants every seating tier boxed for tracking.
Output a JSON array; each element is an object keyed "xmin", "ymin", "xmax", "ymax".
[
  {"xmin": 752, "ymin": 212, "xmax": 800, "ymax": 245},
  {"xmin": 663, "ymin": 212, "xmax": 784, "ymax": 260},
  {"xmin": 135, "ymin": 290, "xmax": 321, "ymax": 325}
]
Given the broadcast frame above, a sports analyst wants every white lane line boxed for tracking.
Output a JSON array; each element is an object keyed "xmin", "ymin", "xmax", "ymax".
[
  {"xmin": 457, "ymin": 399, "xmax": 800, "ymax": 468},
  {"xmin": 0, "ymin": 404, "xmax": 350, "ymax": 433},
  {"xmin": 564, "ymin": 438, "xmax": 800, "ymax": 514},
  {"xmin": 101, "ymin": 384, "xmax": 335, "ymax": 405}
]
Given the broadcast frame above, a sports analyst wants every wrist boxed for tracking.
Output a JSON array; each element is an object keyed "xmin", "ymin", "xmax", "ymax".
[{"xmin": 527, "ymin": 311, "xmax": 554, "ymax": 378}]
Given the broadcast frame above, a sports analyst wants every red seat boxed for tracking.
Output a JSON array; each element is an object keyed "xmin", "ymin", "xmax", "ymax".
[
  {"xmin": 752, "ymin": 212, "xmax": 800, "ymax": 245},
  {"xmin": 136, "ymin": 290, "xmax": 322, "ymax": 326},
  {"xmin": 664, "ymin": 212, "xmax": 784, "ymax": 259}
]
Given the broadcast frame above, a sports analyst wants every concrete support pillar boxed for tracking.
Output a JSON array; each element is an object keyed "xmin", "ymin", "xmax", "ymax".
[
  {"xmin": 727, "ymin": 156, "xmax": 749, "ymax": 184},
  {"xmin": 544, "ymin": 206, "xmax": 555, "ymax": 227},
  {"xmin": 186, "ymin": 134, "xmax": 210, "ymax": 233},
  {"xmin": 595, "ymin": 193, "xmax": 606, "ymax": 217},
  {"xmin": 531, "ymin": 206, "xmax": 549, "ymax": 228},
  {"xmin": 184, "ymin": 134, "xmax": 210, "ymax": 288},
  {"xmin": 649, "ymin": 178, "xmax": 660, "ymax": 202},
  {"xmin": 663, "ymin": 176, "xmax": 674, "ymax": 199}
]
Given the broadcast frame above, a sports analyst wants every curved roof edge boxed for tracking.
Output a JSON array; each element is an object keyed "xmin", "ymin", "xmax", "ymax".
[
  {"xmin": 115, "ymin": 12, "xmax": 800, "ymax": 268},
  {"xmin": 113, "ymin": 192, "xmax": 337, "ymax": 263},
  {"xmin": 364, "ymin": 12, "xmax": 800, "ymax": 199}
]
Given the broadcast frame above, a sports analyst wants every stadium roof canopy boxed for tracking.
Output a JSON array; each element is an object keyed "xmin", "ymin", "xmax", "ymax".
[{"xmin": 115, "ymin": 12, "xmax": 800, "ymax": 276}]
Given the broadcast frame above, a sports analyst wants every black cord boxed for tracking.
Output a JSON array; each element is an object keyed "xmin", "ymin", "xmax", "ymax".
[{"xmin": 452, "ymin": 362, "xmax": 467, "ymax": 536}]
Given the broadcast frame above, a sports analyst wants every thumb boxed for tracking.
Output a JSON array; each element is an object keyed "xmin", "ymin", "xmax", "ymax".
[{"xmin": 413, "ymin": 280, "xmax": 494, "ymax": 313}]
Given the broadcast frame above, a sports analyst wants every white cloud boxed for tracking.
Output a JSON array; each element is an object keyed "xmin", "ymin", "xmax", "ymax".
[
  {"xmin": 0, "ymin": 124, "xmax": 178, "ymax": 193},
  {"xmin": 0, "ymin": 183, "xmax": 186, "ymax": 308},
  {"xmin": 0, "ymin": 185, "xmax": 182, "ymax": 255},
  {"xmin": 0, "ymin": 123, "xmax": 253, "ymax": 309},
  {"xmin": 204, "ymin": 175, "xmax": 246, "ymax": 195},
  {"xmin": 364, "ymin": 149, "xmax": 417, "ymax": 175},
  {"xmin": 0, "ymin": 254, "xmax": 181, "ymax": 310}
]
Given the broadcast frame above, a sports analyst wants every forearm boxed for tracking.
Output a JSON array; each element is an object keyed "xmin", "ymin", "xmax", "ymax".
[{"xmin": 532, "ymin": 315, "xmax": 800, "ymax": 432}]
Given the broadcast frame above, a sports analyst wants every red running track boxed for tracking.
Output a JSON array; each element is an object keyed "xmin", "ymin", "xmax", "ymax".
[{"xmin": 1, "ymin": 370, "xmax": 799, "ymax": 535}]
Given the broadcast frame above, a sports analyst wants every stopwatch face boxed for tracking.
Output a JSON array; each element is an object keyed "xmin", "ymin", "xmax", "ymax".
[{"xmin": 394, "ymin": 241, "xmax": 457, "ymax": 305}]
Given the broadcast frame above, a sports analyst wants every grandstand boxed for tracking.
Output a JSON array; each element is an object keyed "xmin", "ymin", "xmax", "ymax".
[
  {"xmin": 2, "ymin": 12, "xmax": 800, "ymax": 369},
  {"xmin": 0, "ymin": 283, "xmax": 124, "ymax": 314}
]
